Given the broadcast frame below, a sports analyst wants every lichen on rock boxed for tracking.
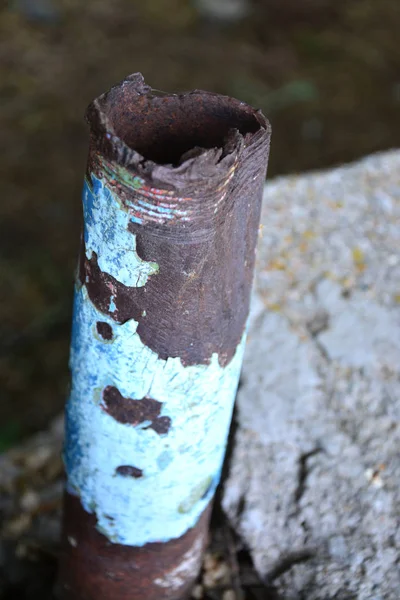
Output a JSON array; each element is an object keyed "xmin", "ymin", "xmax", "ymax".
[{"xmin": 223, "ymin": 150, "xmax": 400, "ymax": 599}]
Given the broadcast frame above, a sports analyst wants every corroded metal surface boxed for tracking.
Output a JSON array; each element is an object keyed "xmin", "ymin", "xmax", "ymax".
[
  {"xmin": 58, "ymin": 73, "xmax": 270, "ymax": 599},
  {"xmin": 56, "ymin": 493, "xmax": 212, "ymax": 600}
]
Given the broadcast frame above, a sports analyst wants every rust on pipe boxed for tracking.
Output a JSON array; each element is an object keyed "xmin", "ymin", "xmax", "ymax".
[{"xmin": 56, "ymin": 73, "xmax": 271, "ymax": 600}]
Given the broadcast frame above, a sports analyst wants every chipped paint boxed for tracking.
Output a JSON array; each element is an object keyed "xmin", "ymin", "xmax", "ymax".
[
  {"xmin": 116, "ymin": 466, "xmax": 143, "ymax": 478},
  {"xmin": 65, "ymin": 283, "xmax": 246, "ymax": 546},
  {"xmin": 101, "ymin": 386, "xmax": 165, "ymax": 427},
  {"xmin": 59, "ymin": 71, "xmax": 271, "ymax": 600},
  {"xmin": 98, "ymin": 155, "xmax": 192, "ymax": 226},
  {"xmin": 96, "ymin": 321, "xmax": 113, "ymax": 340},
  {"xmin": 65, "ymin": 141, "xmax": 252, "ymax": 549},
  {"xmin": 96, "ymin": 154, "xmax": 236, "ymax": 227},
  {"xmin": 83, "ymin": 175, "xmax": 159, "ymax": 287}
]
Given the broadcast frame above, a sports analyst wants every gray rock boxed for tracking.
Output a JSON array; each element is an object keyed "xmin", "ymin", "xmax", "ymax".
[{"xmin": 223, "ymin": 151, "xmax": 400, "ymax": 599}]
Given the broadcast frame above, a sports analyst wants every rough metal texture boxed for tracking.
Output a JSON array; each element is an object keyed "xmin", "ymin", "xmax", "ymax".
[
  {"xmin": 56, "ymin": 494, "xmax": 211, "ymax": 600},
  {"xmin": 59, "ymin": 73, "xmax": 271, "ymax": 599},
  {"xmin": 85, "ymin": 72, "xmax": 270, "ymax": 367},
  {"xmin": 223, "ymin": 151, "xmax": 400, "ymax": 599}
]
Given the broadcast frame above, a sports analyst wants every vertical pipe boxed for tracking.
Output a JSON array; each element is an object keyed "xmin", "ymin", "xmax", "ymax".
[{"xmin": 56, "ymin": 73, "xmax": 270, "ymax": 600}]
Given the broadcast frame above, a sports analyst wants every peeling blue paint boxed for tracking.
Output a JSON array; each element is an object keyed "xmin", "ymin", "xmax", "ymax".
[
  {"xmin": 66, "ymin": 286, "xmax": 246, "ymax": 545},
  {"xmin": 83, "ymin": 176, "xmax": 159, "ymax": 287},
  {"xmin": 64, "ymin": 174, "xmax": 247, "ymax": 547}
]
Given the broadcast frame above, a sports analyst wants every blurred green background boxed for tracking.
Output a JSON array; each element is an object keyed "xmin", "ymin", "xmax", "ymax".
[{"xmin": 1, "ymin": 0, "xmax": 399, "ymax": 448}]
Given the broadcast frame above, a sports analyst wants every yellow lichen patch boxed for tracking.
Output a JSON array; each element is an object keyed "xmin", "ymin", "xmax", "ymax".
[
  {"xmin": 266, "ymin": 303, "xmax": 281, "ymax": 312},
  {"xmin": 299, "ymin": 241, "xmax": 308, "ymax": 252},
  {"xmin": 267, "ymin": 258, "xmax": 286, "ymax": 271},
  {"xmin": 352, "ymin": 247, "xmax": 366, "ymax": 271},
  {"xmin": 327, "ymin": 201, "xmax": 339, "ymax": 209},
  {"xmin": 323, "ymin": 271, "xmax": 337, "ymax": 281},
  {"xmin": 340, "ymin": 276, "xmax": 354, "ymax": 288}
]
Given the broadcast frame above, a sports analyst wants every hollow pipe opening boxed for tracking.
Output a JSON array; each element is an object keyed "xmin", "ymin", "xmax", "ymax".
[{"xmin": 97, "ymin": 77, "xmax": 262, "ymax": 166}]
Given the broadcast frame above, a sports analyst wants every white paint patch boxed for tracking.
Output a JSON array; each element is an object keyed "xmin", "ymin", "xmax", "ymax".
[
  {"xmin": 65, "ymin": 175, "xmax": 246, "ymax": 547},
  {"xmin": 67, "ymin": 536, "xmax": 78, "ymax": 547},
  {"xmin": 154, "ymin": 536, "xmax": 204, "ymax": 591},
  {"xmin": 83, "ymin": 176, "xmax": 159, "ymax": 287}
]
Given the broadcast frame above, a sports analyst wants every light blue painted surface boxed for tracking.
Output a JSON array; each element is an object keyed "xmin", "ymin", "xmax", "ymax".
[
  {"xmin": 83, "ymin": 177, "xmax": 159, "ymax": 286},
  {"xmin": 65, "ymin": 175, "xmax": 246, "ymax": 546}
]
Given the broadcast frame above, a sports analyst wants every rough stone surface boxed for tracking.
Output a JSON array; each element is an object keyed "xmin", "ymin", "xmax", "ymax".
[{"xmin": 223, "ymin": 150, "xmax": 400, "ymax": 599}]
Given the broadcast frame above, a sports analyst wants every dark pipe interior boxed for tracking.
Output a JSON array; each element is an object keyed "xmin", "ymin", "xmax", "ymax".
[{"xmin": 106, "ymin": 91, "xmax": 261, "ymax": 165}]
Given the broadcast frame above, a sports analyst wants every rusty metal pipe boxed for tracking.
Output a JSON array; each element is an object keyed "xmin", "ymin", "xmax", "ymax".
[{"xmin": 56, "ymin": 73, "xmax": 270, "ymax": 600}]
